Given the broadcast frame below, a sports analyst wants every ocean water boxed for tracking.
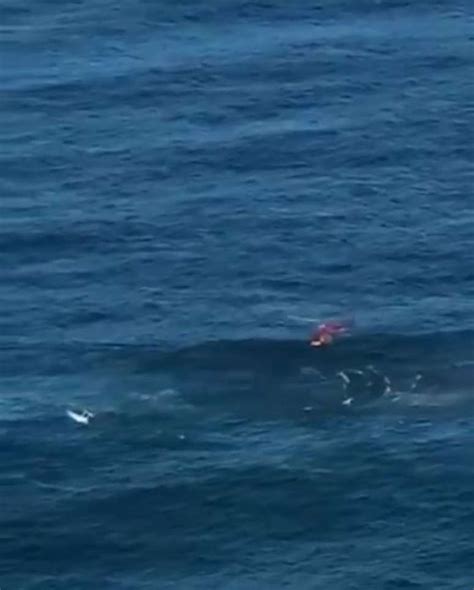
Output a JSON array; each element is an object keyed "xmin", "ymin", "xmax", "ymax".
[{"xmin": 1, "ymin": 0, "xmax": 473, "ymax": 588}]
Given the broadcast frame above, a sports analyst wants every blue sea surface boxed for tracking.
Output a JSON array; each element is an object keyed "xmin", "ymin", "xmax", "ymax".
[{"xmin": 1, "ymin": 0, "xmax": 473, "ymax": 588}]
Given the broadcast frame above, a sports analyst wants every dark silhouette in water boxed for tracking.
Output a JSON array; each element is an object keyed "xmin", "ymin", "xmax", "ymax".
[{"xmin": 338, "ymin": 365, "xmax": 392, "ymax": 405}]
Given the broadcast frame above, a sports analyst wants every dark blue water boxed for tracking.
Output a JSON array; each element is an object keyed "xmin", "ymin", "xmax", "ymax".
[{"xmin": 1, "ymin": 1, "xmax": 473, "ymax": 588}]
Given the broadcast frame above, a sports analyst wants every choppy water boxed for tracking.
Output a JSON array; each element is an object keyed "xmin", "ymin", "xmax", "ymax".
[{"xmin": 1, "ymin": 0, "xmax": 473, "ymax": 588}]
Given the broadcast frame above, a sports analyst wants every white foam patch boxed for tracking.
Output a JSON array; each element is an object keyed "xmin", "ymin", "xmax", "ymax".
[
  {"xmin": 66, "ymin": 409, "xmax": 94, "ymax": 425},
  {"xmin": 131, "ymin": 387, "xmax": 196, "ymax": 415},
  {"xmin": 300, "ymin": 366, "xmax": 325, "ymax": 378}
]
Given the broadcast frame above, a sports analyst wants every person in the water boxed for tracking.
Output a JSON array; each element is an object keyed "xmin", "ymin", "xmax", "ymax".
[{"xmin": 310, "ymin": 321, "xmax": 348, "ymax": 347}]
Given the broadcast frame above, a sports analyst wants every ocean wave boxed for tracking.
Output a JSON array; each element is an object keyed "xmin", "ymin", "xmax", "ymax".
[
  {"xmin": 1, "ymin": 329, "xmax": 473, "ymax": 370},
  {"xmin": 0, "ymin": 331, "xmax": 472, "ymax": 423}
]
